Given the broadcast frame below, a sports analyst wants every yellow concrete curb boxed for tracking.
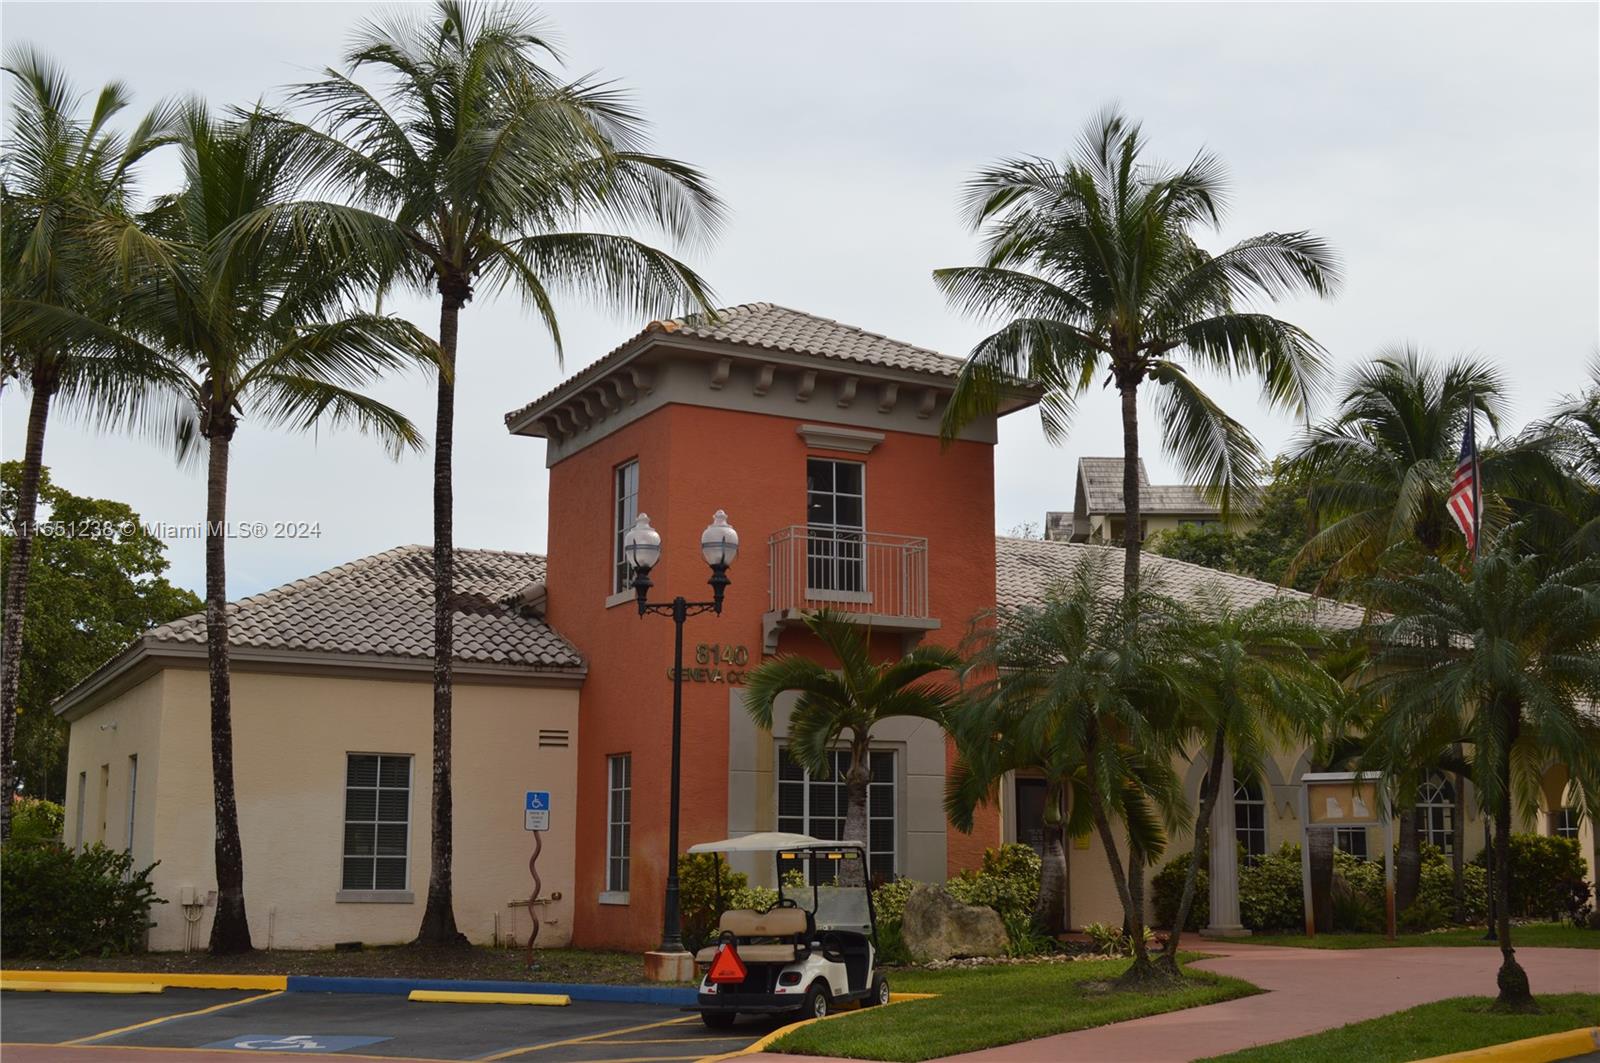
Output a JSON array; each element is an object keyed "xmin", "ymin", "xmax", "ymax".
[
  {"xmin": 1418, "ymin": 1027, "xmax": 1600, "ymax": 1063},
  {"xmin": 407, "ymin": 989, "xmax": 571, "ymax": 1006},
  {"xmin": 700, "ymin": 992, "xmax": 938, "ymax": 1062},
  {"xmin": 1, "ymin": 969, "xmax": 287, "ymax": 991},
  {"xmin": 1, "ymin": 980, "xmax": 165, "ymax": 994}
]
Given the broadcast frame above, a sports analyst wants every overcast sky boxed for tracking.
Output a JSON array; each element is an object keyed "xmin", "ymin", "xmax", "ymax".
[{"xmin": 3, "ymin": 2, "xmax": 1597, "ymax": 598}]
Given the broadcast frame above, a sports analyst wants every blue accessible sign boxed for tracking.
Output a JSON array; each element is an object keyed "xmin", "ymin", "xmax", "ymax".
[
  {"xmin": 524, "ymin": 790, "xmax": 551, "ymax": 832},
  {"xmin": 203, "ymin": 1035, "xmax": 391, "ymax": 1052}
]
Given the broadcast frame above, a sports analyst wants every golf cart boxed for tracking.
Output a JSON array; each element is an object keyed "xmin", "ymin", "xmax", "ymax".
[{"xmin": 688, "ymin": 832, "xmax": 890, "ymax": 1028}]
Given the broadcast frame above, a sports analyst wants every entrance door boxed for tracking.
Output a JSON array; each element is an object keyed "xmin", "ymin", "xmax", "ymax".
[{"xmin": 1015, "ymin": 777, "xmax": 1048, "ymax": 855}]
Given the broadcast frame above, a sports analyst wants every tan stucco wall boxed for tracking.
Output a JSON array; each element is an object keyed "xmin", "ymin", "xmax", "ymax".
[
  {"xmin": 63, "ymin": 672, "xmax": 164, "ymax": 862},
  {"xmin": 65, "ymin": 667, "xmax": 579, "ymax": 952}
]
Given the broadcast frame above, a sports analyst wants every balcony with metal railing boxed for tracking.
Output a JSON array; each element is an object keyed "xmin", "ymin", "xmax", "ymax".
[{"xmin": 763, "ymin": 525, "xmax": 939, "ymax": 652}]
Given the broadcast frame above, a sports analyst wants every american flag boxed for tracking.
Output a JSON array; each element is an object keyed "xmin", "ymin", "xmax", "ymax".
[{"xmin": 1447, "ymin": 413, "xmax": 1480, "ymax": 553}]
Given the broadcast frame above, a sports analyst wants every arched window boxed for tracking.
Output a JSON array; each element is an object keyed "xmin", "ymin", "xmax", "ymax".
[
  {"xmin": 1202, "ymin": 772, "xmax": 1268, "ymax": 861},
  {"xmin": 1417, "ymin": 774, "xmax": 1455, "ymax": 854}
]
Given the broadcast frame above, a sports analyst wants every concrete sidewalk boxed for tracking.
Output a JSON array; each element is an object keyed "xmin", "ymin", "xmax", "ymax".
[{"xmin": 748, "ymin": 942, "xmax": 1600, "ymax": 1063}]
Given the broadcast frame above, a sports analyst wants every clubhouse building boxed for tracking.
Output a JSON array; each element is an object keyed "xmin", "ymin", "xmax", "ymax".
[{"xmin": 56, "ymin": 303, "xmax": 1596, "ymax": 953}]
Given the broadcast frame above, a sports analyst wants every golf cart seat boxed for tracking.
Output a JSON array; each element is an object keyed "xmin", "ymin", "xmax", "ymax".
[{"xmin": 692, "ymin": 907, "xmax": 810, "ymax": 964}]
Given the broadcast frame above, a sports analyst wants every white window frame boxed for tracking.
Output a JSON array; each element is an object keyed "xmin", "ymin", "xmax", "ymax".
[
  {"xmin": 1552, "ymin": 808, "xmax": 1580, "ymax": 841},
  {"xmin": 805, "ymin": 458, "xmax": 868, "ymax": 601},
  {"xmin": 1417, "ymin": 774, "xmax": 1455, "ymax": 854},
  {"xmin": 776, "ymin": 746, "xmax": 897, "ymax": 881},
  {"xmin": 613, "ymin": 460, "xmax": 640, "ymax": 595},
  {"xmin": 604, "ymin": 754, "xmax": 632, "ymax": 901},
  {"xmin": 1233, "ymin": 777, "xmax": 1267, "ymax": 861},
  {"xmin": 1335, "ymin": 827, "xmax": 1369, "ymax": 859},
  {"xmin": 338, "ymin": 753, "xmax": 412, "ymax": 901}
]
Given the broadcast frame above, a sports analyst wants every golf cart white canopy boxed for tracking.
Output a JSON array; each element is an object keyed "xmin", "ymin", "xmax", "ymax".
[{"xmin": 688, "ymin": 832, "xmax": 866, "ymax": 854}]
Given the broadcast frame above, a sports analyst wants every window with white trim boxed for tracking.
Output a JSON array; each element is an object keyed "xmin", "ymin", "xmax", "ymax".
[
  {"xmin": 1552, "ymin": 808, "xmax": 1580, "ymax": 841},
  {"xmin": 777, "ymin": 747, "xmax": 895, "ymax": 881},
  {"xmin": 1202, "ymin": 772, "xmax": 1268, "ymax": 862},
  {"xmin": 607, "ymin": 754, "xmax": 632, "ymax": 893},
  {"xmin": 1335, "ymin": 827, "xmax": 1369, "ymax": 859},
  {"xmin": 1417, "ymin": 774, "xmax": 1455, "ymax": 854},
  {"xmin": 73, "ymin": 771, "xmax": 86, "ymax": 851},
  {"xmin": 613, "ymin": 460, "xmax": 640, "ymax": 594},
  {"xmin": 805, "ymin": 458, "xmax": 866, "ymax": 594},
  {"xmin": 126, "ymin": 754, "xmax": 139, "ymax": 854},
  {"xmin": 342, "ymin": 754, "xmax": 411, "ymax": 891}
]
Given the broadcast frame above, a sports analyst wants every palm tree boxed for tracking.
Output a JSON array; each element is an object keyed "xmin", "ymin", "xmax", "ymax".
[
  {"xmin": 936, "ymin": 107, "xmax": 1338, "ymax": 592},
  {"xmin": 1157, "ymin": 590, "xmax": 1335, "ymax": 971},
  {"xmin": 1514, "ymin": 361, "xmax": 1600, "ymax": 564},
  {"xmin": 1362, "ymin": 542, "xmax": 1600, "ymax": 1008},
  {"xmin": 949, "ymin": 553, "xmax": 1187, "ymax": 983},
  {"xmin": 283, "ymin": 1, "xmax": 722, "ymax": 943},
  {"xmin": 743, "ymin": 610, "xmax": 962, "ymax": 885},
  {"xmin": 103, "ymin": 102, "xmax": 437, "ymax": 953},
  {"xmin": 0, "ymin": 48, "xmax": 174, "ymax": 840}
]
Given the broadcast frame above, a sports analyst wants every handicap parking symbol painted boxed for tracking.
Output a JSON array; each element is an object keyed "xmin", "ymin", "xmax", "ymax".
[{"xmin": 203, "ymin": 1034, "xmax": 392, "ymax": 1052}]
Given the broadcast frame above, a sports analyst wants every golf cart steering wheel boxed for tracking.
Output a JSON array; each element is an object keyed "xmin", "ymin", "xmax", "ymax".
[{"xmin": 772, "ymin": 896, "xmax": 800, "ymax": 909}]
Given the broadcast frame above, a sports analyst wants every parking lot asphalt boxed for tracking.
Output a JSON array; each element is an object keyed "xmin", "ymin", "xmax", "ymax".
[{"xmin": 0, "ymin": 988, "xmax": 783, "ymax": 1062}]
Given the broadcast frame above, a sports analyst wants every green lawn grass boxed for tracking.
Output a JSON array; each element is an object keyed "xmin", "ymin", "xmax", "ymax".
[
  {"xmin": 1204, "ymin": 994, "xmax": 1600, "ymax": 1062},
  {"xmin": 1245, "ymin": 922, "xmax": 1599, "ymax": 950},
  {"xmin": 770, "ymin": 955, "xmax": 1259, "ymax": 1061}
]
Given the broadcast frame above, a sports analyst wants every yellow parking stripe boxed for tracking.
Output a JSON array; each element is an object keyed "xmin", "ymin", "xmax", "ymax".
[
  {"xmin": 2, "ymin": 981, "xmax": 163, "ymax": 994},
  {"xmin": 594, "ymin": 1037, "xmax": 751, "ymax": 1044},
  {"xmin": 1, "ymin": 970, "xmax": 286, "ymax": 991},
  {"xmin": 62, "ymin": 990, "xmax": 284, "ymax": 1045},
  {"xmin": 409, "ymin": 989, "xmax": 571, "ymax": 1006},
  {"xmin": 481, "ymin": 1015, "xmax": 698, "ymax": 1060}
]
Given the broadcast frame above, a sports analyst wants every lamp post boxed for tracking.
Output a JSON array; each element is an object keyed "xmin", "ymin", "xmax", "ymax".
[{"xmin": 624, "ymin": 509, "xmax": 739, "ymax": 954}]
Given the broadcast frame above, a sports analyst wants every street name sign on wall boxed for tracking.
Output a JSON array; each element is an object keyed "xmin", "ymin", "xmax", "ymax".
[{"xmin": 524, "ymin": 791, "xmax": 551, "ymax": 832}]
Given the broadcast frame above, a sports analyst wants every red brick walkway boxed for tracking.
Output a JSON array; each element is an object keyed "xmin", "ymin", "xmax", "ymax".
[{"xmin": 749, "ymin": 942, "xmax": 1600, "ymax": 1063}]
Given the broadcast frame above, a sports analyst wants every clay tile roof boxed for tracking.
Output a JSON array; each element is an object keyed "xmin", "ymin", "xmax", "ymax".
[
  {"xmin": 146, "ymin": 546, "xmax": 583, "ymax": 671},
  {"xmin": 504, "ymin": 302, "xmax": 978, "ymax": 427},
  {"xmin": 1077, "ymin": 456, "xmax": 1217, "ymax": 515},
  {"xmin": 994, "ymin": 536, "xmax": 1367, "ymax": 631}
]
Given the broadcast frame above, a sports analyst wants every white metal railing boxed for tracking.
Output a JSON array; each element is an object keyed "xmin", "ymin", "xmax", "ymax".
[{"xmin": 767, "ymin": 525, "xmax": 929, "ymax": 620}]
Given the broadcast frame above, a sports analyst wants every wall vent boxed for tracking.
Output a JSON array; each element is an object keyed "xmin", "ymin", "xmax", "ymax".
[{"xmin": 538, "ymin": 729, "xmax": 570, "ymax": 749}]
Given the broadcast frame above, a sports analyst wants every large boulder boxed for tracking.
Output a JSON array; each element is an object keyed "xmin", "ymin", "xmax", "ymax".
[{"xmin": 900, "ymin": 883, "xmax": 1009, "ymax": 962}]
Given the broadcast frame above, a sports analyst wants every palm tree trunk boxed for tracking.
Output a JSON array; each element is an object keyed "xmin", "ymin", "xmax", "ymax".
[
  {"xmin": 1492, "ymin": 709, "xmax": 1532, "ymax": 1009},
  {"xmin": 205, "ymin": 429, "xmax": 252, "ymax": 954},
  {"xmin": 1161, "ymin": 729, "xmax": 1227, "ymax": 971},
  {"xmin": 1089, "ymin": 788, "xmax": 1158, "ymax": 983},
  {"xmin": 417, "ymin": 288, "xmax": 467, "ymax": 946},
  {"xmin": 1033, "ymin": 779, "xmax": 1068, "ymax": 936},
  {"xmin": 1, "ymin": 376, "xmax": 54, "ymax": 842},
  {"xmin": 1308, "ymin": 815, "xmax": 1335, "ymax": 933},
  {"xmin": 1451, "ymin": 767, "xmax": 1466, "ymax": 922},
  {"xmin": 1396, "ymin": 808, "xmax": 1422, "ymax": 913},
  {"xmin": 842, "ymin": 737, "xmax": 871, "ymax": 887},
  {"xmin": 1119, "ymin": 381, "xmax": 1142, "ymax": 592}
]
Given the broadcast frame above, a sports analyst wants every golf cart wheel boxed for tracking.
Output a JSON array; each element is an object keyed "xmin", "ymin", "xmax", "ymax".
[
  {"xmin": 866, "ymin": 975, "xmax": 890, "ymax": 1007},
  {"xmin": 803, "ymin": 982, "xmax": 830, "ymax": 1019},
  {"xmin": 701, "ymin": 1010, "xmax": 738, "ymax": 1030}
]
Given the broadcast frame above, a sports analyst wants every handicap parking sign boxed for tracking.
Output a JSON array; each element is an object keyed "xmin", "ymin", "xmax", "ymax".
[
  {"xmin": 204, "ymin": 1035, "xmax": 391, "ymax": 1052},
  {"xmin": 524, "ymin": 790, "xmax": 551, "ymax": 832}
]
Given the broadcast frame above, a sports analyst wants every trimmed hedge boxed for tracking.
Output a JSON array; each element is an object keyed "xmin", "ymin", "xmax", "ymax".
[{"xmin": 1, "ymin": 843, "xmax": 163, "ymax": 958}]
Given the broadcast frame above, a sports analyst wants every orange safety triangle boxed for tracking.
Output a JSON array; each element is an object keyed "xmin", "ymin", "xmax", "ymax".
[{"xmin": 708, "ymin": 943, "xmax": 748, "ymax": 984}]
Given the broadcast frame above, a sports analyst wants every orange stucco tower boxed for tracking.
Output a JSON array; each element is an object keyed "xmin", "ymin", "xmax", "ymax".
[{"xmin": 505, "ymin": 303, "xmax": 1038, "ymax": 950}]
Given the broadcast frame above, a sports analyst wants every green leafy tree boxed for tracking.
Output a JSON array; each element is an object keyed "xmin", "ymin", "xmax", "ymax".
[
  {"xmin": 0, "ymin": 465, "xmax": 200, "ymax": 799},
  {"xmin": 283, "ymin": 1, "xmax": 722, "ymax": 944},
  {"xmin": 1147, "ymin": 459, "xmax": 1327, "ymax": 591},
  {"xmin": 1157, "ymin": 590, "xmax": 1335, "ymax": 971},
  {"xmin": 1362, "ymin": 543, "xmax": 1600, "ymax": 1009},
  {"xmin": 948, "ymin": 553, "xmax": 1187, "ymax": 983},
  {"xmin": 936, "ymin": 107, "xmax": 1338, "ymax": 594},
  {"xmin": 102, "ymin": 103, "xmax": 437, "ymax": 954},
  {"xmin": 1513, "ymin": 360, "xmax": 1600, "ymax": 565},
  {"xmin": 0, "ymin": 47, "xmax": 175, "ymax": 841},
  {"xmin": 743, "ymin": 609, "xmax": 963, "ymax": 884}
]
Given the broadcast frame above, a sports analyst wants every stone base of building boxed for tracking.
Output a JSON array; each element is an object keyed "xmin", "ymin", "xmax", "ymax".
[
  {"xmin": 1199, "ymin": 925, "xmax": 1253, "ymax": 938},
  {"xmin": 644, "ymin": 949, "xmax": 695, "ymax": 983}
]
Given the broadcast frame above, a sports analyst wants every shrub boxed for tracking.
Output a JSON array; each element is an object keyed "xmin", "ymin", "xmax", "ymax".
[
  {"xmin": 1502, "ymin": 834, "xmax": 1589, "ymax": 920},
  {"xmin": 9, "ymin": 797, "xmax": 64, "ymax": 848},
  {"xmin": 875, "ymin": 915, "xmax": 913, "ymax": 965},
  {"xmin": 1153, "ymin": 851, "xmax": 1210, "ymax": 932},
  {"xmin": 1082, "ymin": 920, "xmax": 1153, "ymax": 956},
  {"xmin": 945, "ymin": 843, "xmax": 1040, "ymax": 922},
  {"xmin": 871, "ymin": 877, "xmax": 917, "ymax": 925},
  {"xmin": 1, "ymin": 843, "xmax": 162, "ymax": 958},
  {"xmin": 1239, "ymin": 843, "xmax": 1305, "ymax": 932},
  {"xmin": 1413, "ymin": 847, "xmax": 1487, "ymax": 926},
  {"xmin": 677, "ymin": 853, "xmax": 746, "ymax": 954}
]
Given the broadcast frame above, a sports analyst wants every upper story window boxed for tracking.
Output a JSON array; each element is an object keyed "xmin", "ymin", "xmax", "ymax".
[
  {"xmin": 806, "ymin": 458, "xmax": 865, "ymax": 595},
  {"xmin": 613, "ymin": 460, "xmax": 640, "ymax": 594},
  {"xmin": 606, "ymin": 754, "xmax": 632, "ymax": 894},
  {"xmin": 342, "ymin": 754, "xmax": 411, "ymax": 891},
  {"xmin": 1552, "ymin": 808, "xmax": 1580, "ymax": 841}
]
